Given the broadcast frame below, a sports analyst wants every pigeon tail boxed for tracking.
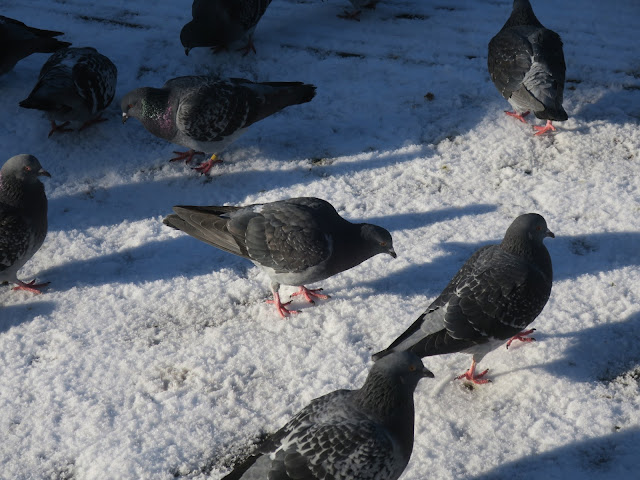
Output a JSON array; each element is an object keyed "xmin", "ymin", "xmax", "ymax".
[
  {"xmin": 248, "ymin": 82, "xmax": 316, "ymax": 124},
  {"xmin": 28, "ymin": 37, "xmax": 71, "ymax": 54}
]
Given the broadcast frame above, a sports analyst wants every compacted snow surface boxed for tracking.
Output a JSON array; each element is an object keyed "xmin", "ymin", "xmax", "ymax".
[{"xmin": 1, "ymin": 0, "xmax": 639, "ymax": 478}]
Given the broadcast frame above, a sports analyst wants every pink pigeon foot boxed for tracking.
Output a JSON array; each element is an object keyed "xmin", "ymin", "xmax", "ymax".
[
  {"xmin": 506, "ymin": 328, "xmax": 536, "ymax": 349},
  {"xmin": 169, "ymin": 149, "xmax": 204, "ymax": 164},
  {"xmin": 48, "ymin": 120, "xmax": 73, "ymax": 137},
  {"xmin": 533, "ymin": 120, "xmax": 557, "ymax": 136},
  {"xmin": 12, "ymin": 279, "xmax": 50, "ymax": 294},
  {"xmin": 193, "ymin": 154, "xmax": 223, "ymax": 175},
  {"xmin": 505, "ymin": 110, "xmax": 530, "ymax": 123},
  {"xmin": 290, "ymin": 286, "xmax": 330, "ymax": 304},
  {"xmin": 266, "ymin": 292, "xmax": 301, "ymax": 318},
  {"xmin": 456, "ymin": 359, "xmax": 490, "ymax": 384}
]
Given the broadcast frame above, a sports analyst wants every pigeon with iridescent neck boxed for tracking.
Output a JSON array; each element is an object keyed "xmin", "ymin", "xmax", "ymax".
[
  {"xmin": 0, "ymin": 155, "xmax": 50, "ymax": 294},
  {"xmin": 121, "ymin": 76, "xmax": 316, "ymax": 175}
]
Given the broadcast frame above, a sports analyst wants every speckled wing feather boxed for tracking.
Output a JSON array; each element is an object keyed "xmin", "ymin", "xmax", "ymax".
[
  {"xmin": 488, "ymin": 28, "xmax": 536, "ymax": 103},
  {"xmin": 70, "ymin": 50, "xmax": 117, "ymax": 114},
  {"xmin": 228, "ymin": 200, "xmax": 334, "ymax": 274},
  {"xmin": 375, "ymin": 245, "xmax": 552, "ymax": 358},
  {"xmin": 174, "ymin": 80, "xmax": 255, "ymax": 143},
  {"xmin": 0, "ymin": 205, "xmax": 31, "ymax": 273},
  {"xmin": 224, "ymin": 391, "xmax": 397, "ymax": 480}
]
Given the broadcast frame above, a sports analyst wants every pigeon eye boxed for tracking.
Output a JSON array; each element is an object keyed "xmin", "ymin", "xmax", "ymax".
[
  {"xmin": 24, "ymin": 166, "xmax": 32, "ymax": 172},
  {"xmin": 536, "ymin": 226, "xmax": 542, "ymax": 231},
  {"xmin": 408, "ymin": 365, "xmax": 416, "ymax": 372},
  {"xmin": 380, "ymin": 241, "xmax": 387, "ymax": 247}
]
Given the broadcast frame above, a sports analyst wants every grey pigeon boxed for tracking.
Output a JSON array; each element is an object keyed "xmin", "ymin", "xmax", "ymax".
[
  {"xmin": 0, "ymin": 155, "xmax": 50, "ymax": 294},
  {"xmin": 338, "ymin": 1, "xmax": 382, "ymax": 21},
  {"xmin": 19, "ymin": 47, "xmax": 117, "ymax": 137},
  {"xmin": 0, "ymin": 16, "xmax": 71, "ymax": 75},
  {"xmin": 121, "ymin": 76, "xmax": 316, "ymax": 174},
  {"xmin": 372, "ymin": 214, "xmax": 554, "ymax": 384},
  {"xmin": 221, "ymin": 351, "xmax": 433, "ymax": 480},
  {"xmin": 163, "ymin": 197, "xmax": 396, "ymax": 317},
  {"xmin": 488, "ymin": 0, "xmax": 567, "ymax": 135},
  {"xmin": 180, "ymin": 0, "xmax": 272, "ymax": 55}
]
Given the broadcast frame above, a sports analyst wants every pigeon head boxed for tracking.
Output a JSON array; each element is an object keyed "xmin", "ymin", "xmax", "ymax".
[
  {"xmin": 179, "ymin": 22, "xmax": 197, "ymax": 56},
  {"xmin": 1, "ymin": 154, "xmax": 51, "ymax": 184},
  {"xmin": 357, "ymin": 351, "xmax": 433, "ymax": 414},
  {"xmin": 360, "ymin": 224, "xmax": 397, "ymax": 258},
  {"xmin": 504, "ymin": 0, "xmax": 543, "ymax": 29},
  {"xmin": 121, "ymin": 88, "xmax": 165, "ymax": 123},
  {"xmin": 501, "ymin": 213, "xmax": 554, "ymax": 256}
]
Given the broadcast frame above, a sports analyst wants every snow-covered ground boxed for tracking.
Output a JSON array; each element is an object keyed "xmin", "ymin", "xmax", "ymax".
[{"xmin": 1, "ymin": 0, "xmax": 639, "ymax": 478}]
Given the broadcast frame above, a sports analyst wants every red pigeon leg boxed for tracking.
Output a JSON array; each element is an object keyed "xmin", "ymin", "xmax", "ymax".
[
  {"xmin": 456, "ymin": 359, "xmax": 490, "ymax": 384},
  {"xmin": 169, "ymin": 149, "xmax": 204, "ymax": 164},
  {"xmin": 338, "ymin": 10, "xmax": 362, "ymax": 21},
  {"xmin": 266, "ymin": 292, "xmax": 301, "ymax": 318},
  {"xmin": 533, "ymin": 120, "xmax": 557, "ymax": 136},
  {"xmin": 236, "ymin": 37, "xmax": 257, "ymax": 56},
  {"xmin": 506, "ymin": 328, "xmax": 536, "ymax": 349},
  {"xmin": 290, "ymin": 286, "xmax": 331, "ymax": 304},
  {"xmin": 48, "ymin": 120, "xmax": 73, "ymax": 137},
  {"xmin": 193, "ymin": 154, "xmax": 223, "ymax": 174},
  {"xmin": 505, "ymin": 110, "xmax": 530, "ymax": 123},
  {"xmin": 12, "ymin": 279, "xmax": 50, "ymax": 294}
]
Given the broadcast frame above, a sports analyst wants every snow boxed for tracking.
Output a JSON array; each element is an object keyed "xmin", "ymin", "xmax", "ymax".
[{"xmin": 1, "ymin": 0, "xmax": 639, "ymax": 478}]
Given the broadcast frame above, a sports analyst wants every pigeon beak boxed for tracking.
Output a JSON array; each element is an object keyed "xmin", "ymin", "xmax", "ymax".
[
  {"xmin": 388, "ymin": 248, "xmax": 397, "ymax": 259},
  {"xmin": 546, "ymin": 229, "xmax": 555, "ymax": 238},
  {"xmin": 121, "ymin": 112, "xmax": 129, "ymax": 124},
  {"xmin": 422, "ymin": 366, "xmax": 435, "ymax": 378},
  {"xmin": 37, "ymin": 168, "xmax": 51, "ymax": 178}
]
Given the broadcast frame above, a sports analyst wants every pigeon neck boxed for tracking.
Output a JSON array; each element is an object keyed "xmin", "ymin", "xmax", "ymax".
[
  {"xmin": 140, "ymin": 89, "xmax": 175, "ymax": 137},
  {"xmin": 501, "ymin": 236, "xmax": 552, "ymax": 278},
  {"xmin": 503, "ymin": 0, "xmax": 543, "ymax": 29},
  {"xmin": 354, "ymin": 371, "xmax": 415, "ymax": 457},
  {"xmin": 0, "ymin": 173, "xmax": 46, "ymax": 209}
]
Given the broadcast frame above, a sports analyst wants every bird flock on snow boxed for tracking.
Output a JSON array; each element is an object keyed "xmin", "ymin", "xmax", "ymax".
[{"xmin": 1, "ymin": 1, "xmax": 570, "ymax": 478}]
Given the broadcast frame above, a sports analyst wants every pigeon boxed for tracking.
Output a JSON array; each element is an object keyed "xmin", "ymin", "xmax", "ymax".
[
  {"xmin": 0, "ymin": 154, "xmax": 50, "ymax": 294},
  {"xmin": 163, "ymin": 197, "xmax": 396, "ymax": 317},
  {"xmin": 221, "ymin": 351, "xmax": 433, "ymax": 480},
  {"xmin": 372, "ymin": 213, "xmax": 554, "ymax": 384},
  {"xmin": 121, "ymin": 76, "xmax": 316, "ymax": 174},
  {"xmin": 19, "ymin": 47, "xmax": 117, "ymax": 137},
  {"xmin": 488, "ymin": 0, "xmax": 567, "ymax": 135},
  {"xmin": 0, "ymin": 16, "xmax": 71, "ymax": 76},
  {"xmin": 180, "ymin": 0, "xmax": 273, "ymax": 56},
  {"xmin": 338, "ymin": 1, "xmax": 382, "ymax": 21}
]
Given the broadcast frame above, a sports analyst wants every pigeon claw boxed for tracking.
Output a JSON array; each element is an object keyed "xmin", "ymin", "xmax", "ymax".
[
  {"xmin": 170, "ymin": 149, "xmax": 204, "ymax": 164},
  {"xmin": 267, "ymin": 293, "xmax": 301, "ymax": 318},
  {"xmin": 12, "ymin": 279, "xmax": 50, "ymax": 294},
  {"xmin": 456, "ymin": 360, "xmax": 491, "ymax": 385},
  {"xmin": 505, "ymin": 111, "xmax": 530, "ymax": 123},
  {"xmin": 48, "ymin": 120, "xmax": 73, "ymax": 138},
  {"xmin": 506, "ymin": 328, "xmax": 537, "ymax": 349},
  {"xmin": 290, "ymin": 286, "xmax": 330, "ymax": 304},
  {"xmin": 533, "ymin": 120, "xmax": 557, "ymax": 136},
  {"xmin": 193, "ymin": 154, "xmax": 223, "ymax": 175}
]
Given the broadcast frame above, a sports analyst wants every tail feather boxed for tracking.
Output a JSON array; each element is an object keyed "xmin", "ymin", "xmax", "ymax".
[
  {"xmin": 29, "ymin": 37, "xmax": 71, "ymax": 54},
  {"xmin": 163, "ymin": 205, "xmax": 245, "ymax": 257},
  {"xmin": 246, "ymin": 82, "xmax": 316, "ymax": 126}
]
